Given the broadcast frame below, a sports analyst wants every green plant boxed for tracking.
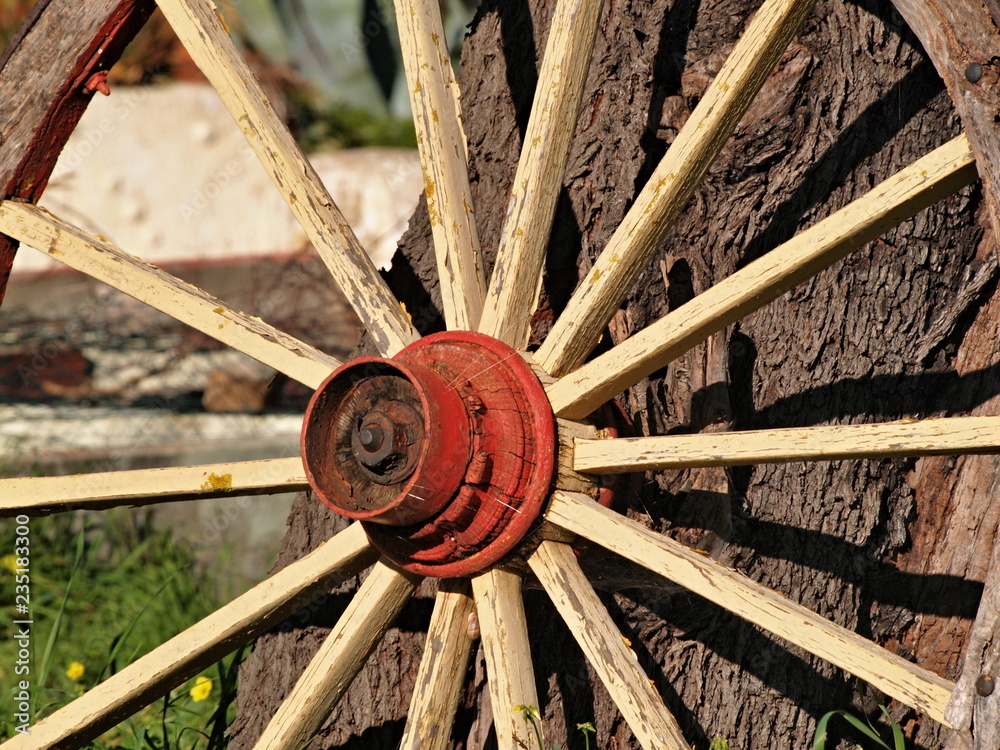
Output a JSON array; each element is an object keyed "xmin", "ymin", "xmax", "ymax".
[
  {"xmin": 709, "ymin": 738, "xmax": 731, "ymax": 750},
  {"xmin": 512, "ymin": 706, "xmax": 603, "ymax": 750},
  {"xmin": 515, "ymin": 703, "xmax": 545, "ymax": 750},
  {"xmin": 813, "ymin": 703, "xmax": 906, "ymax": 750},
  {"xmin": 287, "ymin": 92, "xmax": 417, "ymax": 151},
  {"xmin": 0, "ymin": 513, "xmax": 244, "ymax": 748}
]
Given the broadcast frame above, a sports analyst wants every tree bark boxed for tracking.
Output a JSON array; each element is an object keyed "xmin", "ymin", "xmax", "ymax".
[{"xmin": 230, "ymin": 1, "xmax": 1000, "ymax": 748}]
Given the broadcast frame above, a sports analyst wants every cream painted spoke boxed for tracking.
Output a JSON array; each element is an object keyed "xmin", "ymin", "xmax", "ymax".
[
  {"xmin": 0, "ymin": 524, "xmax": 375, "ymax": 750},
  {"xmin": 545, "ymin": 492, "xmax": 955, "ymax": 724},
  {"xmin": 471, "ymin": 568, "xmax": 542, "ymax": 748},
  {"xmin": 574, "ymin": 416, "xmax": 1000, "ymax": 472},
  {"xmin": 394, "ymin": 0, "xmax": 485, "ymax": 330},
  {"xmin": 0, "ymin": 458, "xmax": 308, "ymax": 516},
  {"xmin": 478, "ymin": 0, "xmax": 604, "ymax": 347},
  {"xmin": 155, "ymin": 0, "xmax": 417, "ymax": 355},
  {"xmin": 547, "ymin": 135, "xmax": 978, "ymax": 418},
  {"xmin": 252, "ymin": 559, "xmax": 421, "ymax": 750},
  {"xmin": 0, "ymin": 202, "xmax": 339, "ymax": 389},
  {"xmin": 528, "ymin": 541, "xmax": 689, "ymax": 750},
  {"xmin": 399, "ymin": 579, "xmax": 476, "ymax": 750},
  {"xmin": 536, "ymin": 0, "xmax": 818, "ymax": 376}
]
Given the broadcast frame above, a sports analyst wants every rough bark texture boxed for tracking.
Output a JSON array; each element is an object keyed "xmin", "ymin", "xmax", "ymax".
[{"xmin": 230, "ymin": 1, "xmax": 999, "ymax": 748}]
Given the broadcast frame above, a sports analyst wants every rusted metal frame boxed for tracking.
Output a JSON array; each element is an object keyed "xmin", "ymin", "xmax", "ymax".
[{"xmin": 0, "ymin": 0, "xmax": 155, "ymax": 303}]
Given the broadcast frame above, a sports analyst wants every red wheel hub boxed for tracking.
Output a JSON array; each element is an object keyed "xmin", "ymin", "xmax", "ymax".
[{"xmin": 301, "ymin": 331, "xmax": 556, "ymax": 577}]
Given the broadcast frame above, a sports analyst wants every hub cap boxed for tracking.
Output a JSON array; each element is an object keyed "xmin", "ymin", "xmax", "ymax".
[{"xmin": 302, "ymin": 331, "xmax": 557, "ymax": 577}]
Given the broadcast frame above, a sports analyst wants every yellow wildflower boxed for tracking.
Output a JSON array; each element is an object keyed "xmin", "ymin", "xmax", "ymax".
[
  {"xmin": 0, "ymin": 554, "xmax": 17, "ymax": 574},
  {"xmin": 66, "ymin": 661, "xmax": 85, "ymax": 680},
  {"xmin": 189, "ymin": 675, "xmax": 213, "ymax": 702}
]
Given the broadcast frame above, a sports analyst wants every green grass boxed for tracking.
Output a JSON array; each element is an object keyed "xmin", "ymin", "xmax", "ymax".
[
  {"xmin": 0, "ymin": 512, "xmax": 243, "ymax": 748},
  {"xmin": 813, "ymin": 699, "xmax": 907, "ymax": 750}
]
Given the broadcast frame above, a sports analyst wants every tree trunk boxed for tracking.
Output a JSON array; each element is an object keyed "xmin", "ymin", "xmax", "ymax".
[{"xmin": 229, "ymin": 1, "xmax": 999, "ymax": 748}]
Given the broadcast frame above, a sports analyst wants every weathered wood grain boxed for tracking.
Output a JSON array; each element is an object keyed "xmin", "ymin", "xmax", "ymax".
[
  {"xmin": 546, "ymin": 135, "xmax": 977, "ymax": 419},
  {"xmin": 156, "ymin": 0, "xmax": 417, "ymax": 356},
  {"xmin": 399, "ymin": 579, "xmax": 476, "ymax": 750},
  {"xmin": 0, "ymin": 0, "xmax": 155, "ymax": 302},
  {"xmin": 251, "ymin": 559, "xmax": 421, "ymax": 750},
  {"xmin": 534, "ymin": 0, "xmax": 817, "ymax": 376},
  {"xmin": 574, "ymin": 416, "xmax": 1000, "ymax": 473},
  {"xmin": 945, "ymin": 528, "xmax": 1000, "ymax": 749},
  {"xmin": 529, "ymin": 540, "xmax": 690, "ymax": 749},
  {"xmin": 0, "ymin": 201, "xmax": 340, "ymax": 389},
  {"xmin": 556, "ymin": 417, "xmax": 604, "ymax": 495},
  {"xmin": 393, "ymin": 0, "xmax": 486, "ymax": 331},
  {"xmin": 471, "ymin": 568, "xmax": 541, "ymax": 748},
  {"xmin": 478, "ymin": 0, "xmax": 604, "ymax": 347},
  {"xmin": 890, "ymin": 0, "xmax": 1000, "ymax": 239},
  {"xmin": 0, "ymin": 457, "xmax": 309, "ymax": 516},
  {"xmin": 546, "ymin": 491, "xmax": 955, "ymax": 725}
]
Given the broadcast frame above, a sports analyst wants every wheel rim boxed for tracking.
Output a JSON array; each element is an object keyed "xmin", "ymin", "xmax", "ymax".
[{"xmin": 0, "ymin": 0, "xmax": 996, "ymax": 748}]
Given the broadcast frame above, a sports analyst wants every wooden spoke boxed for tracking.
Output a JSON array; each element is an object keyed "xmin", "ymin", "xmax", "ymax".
[
  {"xmin": 535, "ymin": 0, "xmax": 819, "ymax": 376},
  {"xmin": 0, "ymin": 458, "xmax": 308, "ymax": 517},
  {"xmin": 574, "ymin": 416, "xmax": 1000, "ymax": 473},
  {"xmin": 0, "ymin": 523, "xmax": 376, "ymax": 750},
  {"xmin": 546, "ymin": 135, "xmax": 978, "ymax": 419},
  {"xmin": 0, "ymin": 202, "xmax": 339, "ymax": 389},
  {"xmin": 545, "ymin": 492, "xmax": 955, "ymax": 724},
  {"xmin": 471, "ymin": 568, "xmax": 542, "ymax": 749},
  {"xmin": 394, "ymin": 0, "xmax": 485, "ymax": 330},
  {"xmin": 478, "ymin": 0, "xmax": 605, "ymax": 347},
  {"xmin": 399, "ymin": 579, "xmax": 476, "ymax": 750},
  {"xmin": 528, "ymin": 540, "xmax": 689, "ymax": 750},
  {"xmin": 155, "ymin": 0, "xmax": 417, "ymax": 356},
  {"xmin": 252, "ymin": 559, "xmax": 422, "ymax": 750}
]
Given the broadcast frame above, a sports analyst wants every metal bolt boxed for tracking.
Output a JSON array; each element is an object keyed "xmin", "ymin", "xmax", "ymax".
[
  {"xmin": 976, "ymin": 674, "xmax": 995, "ymax": 697},
  {"xmin": 966, "ymin": 62, "xmax": 983, "ymax": 84},
  {"xmin": 84, "ymin": 71, "xmax": 111, "ymax": 96},
  {"xmin": 358, "ymin": 425, "xmax": 384, "ymax": 452}
]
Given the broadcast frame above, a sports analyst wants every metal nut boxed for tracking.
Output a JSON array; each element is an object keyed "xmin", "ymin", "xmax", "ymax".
[
  {"xmin": 358, "ymin": 424, "xmax": 386, "ymax": 452},
  {"xmin": 353, "ymin": 413, "xmax": 396, "ymax": 469},
  {"xmin": 349, "ymin": 401, "xmax": 423, "ymax": 485}
]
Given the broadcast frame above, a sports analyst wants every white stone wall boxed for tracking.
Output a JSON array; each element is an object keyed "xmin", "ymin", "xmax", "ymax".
[{"xmin": 13, "ymin": 82, "xmax": 421, "ymax": 275}]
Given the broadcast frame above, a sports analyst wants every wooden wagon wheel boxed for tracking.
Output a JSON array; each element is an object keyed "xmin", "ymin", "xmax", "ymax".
[{"xmin": 2, "ymin": 0, "xmax": 999, "ymax": 748}]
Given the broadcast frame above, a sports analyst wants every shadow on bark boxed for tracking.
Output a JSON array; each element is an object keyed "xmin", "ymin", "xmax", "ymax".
[{"xmin": 740, "ymin": 58, "xmax": 941, "ymax": 268}]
